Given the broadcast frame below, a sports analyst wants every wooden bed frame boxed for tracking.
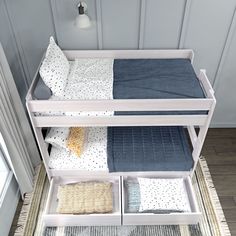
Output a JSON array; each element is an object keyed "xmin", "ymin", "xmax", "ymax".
[
  {"xmin": 26, "ymin": 49, "xmax": 215, "ymax": 179},
  {"xmin": 26, "ymin": 49, "xmax": 216, "ymax": 226}
]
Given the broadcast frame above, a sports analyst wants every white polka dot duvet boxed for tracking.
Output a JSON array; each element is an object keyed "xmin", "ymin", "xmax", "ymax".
[
  {"xmin": 48, "ymin": 127, "xmax": 108, "ymax": 171},
  {"xmin": 36, "ymin": 58, "xmax": 114, "ymax": 117}
]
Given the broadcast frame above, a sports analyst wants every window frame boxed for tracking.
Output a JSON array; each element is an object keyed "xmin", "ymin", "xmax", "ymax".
[{"xmin": 0, "ymin": 140, "xmax": 12, "ymax": 203}]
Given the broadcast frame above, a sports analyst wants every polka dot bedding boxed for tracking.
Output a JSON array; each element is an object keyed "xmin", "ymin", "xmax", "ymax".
[
  {"xmin": 34, "ymin": 95, "xmax": 65, "ymax": 117},
  {"xmin": 39, "ymin": 37, "xmax": 69, "ymax": 97},
  {"xmin": 37, "ymin": 55, "xmax": 114, "ymax": 117},
  {"xmin": 138, "ymin": 177, "xmax": 191, "ymax": 213},
  {"xmin": 64, "ymin": 58, "xmax": 114, "ymax": 100},
  {"xmin": 48, "ymin": 127, "xmax": 108, "ymax": 171},
  {"xmin": 64, "ymin": 58, "xmax": 114, "ymax": 117},
  {"xmin": 45, "ymin": 127, "xmax": 69, "ymax": 150}
]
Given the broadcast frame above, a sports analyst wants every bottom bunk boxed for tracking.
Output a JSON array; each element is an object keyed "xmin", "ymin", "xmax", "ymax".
[
  {"xmin": 46, "ymin": 126, "xmax": 194, "ymax": 174},
  {"xmin": 41, "ymin": 125, "xmax": 201, "ymax": 226}
]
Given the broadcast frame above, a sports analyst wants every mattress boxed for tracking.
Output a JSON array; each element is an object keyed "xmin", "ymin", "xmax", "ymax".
[
  {"xmin": 48, "ymin": 126, "xmax": 193, "ymax": 172},
  {"xmin": 107, "ymin": 126, "xmax": 193, "ymax": 172},
  {"xmin": 49, "ymin": 127, "xmax": 108, "ymax": 171},
  {"xmin": 35, "ymin": 58, "xmax": 206, "ymax": 116}
]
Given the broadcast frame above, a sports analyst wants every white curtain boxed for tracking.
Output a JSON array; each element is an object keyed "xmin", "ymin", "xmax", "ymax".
[{"xmin": 0, "ymin": 43, "xmax": 41, "ymax": 195}]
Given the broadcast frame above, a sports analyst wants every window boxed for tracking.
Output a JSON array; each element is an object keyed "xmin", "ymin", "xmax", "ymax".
[{"xmin": 0, "ymin": 134, "xmax": 10, "ymax": 196}]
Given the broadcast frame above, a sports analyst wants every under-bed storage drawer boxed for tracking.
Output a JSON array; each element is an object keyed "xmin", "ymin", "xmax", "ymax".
[
  {"xmin": 122, "ymin": 176, "xmax": 201, "ymax": 225},
  {"xmin": 44, "ymin": 176, "xmax": 121, "ymax": 226}
]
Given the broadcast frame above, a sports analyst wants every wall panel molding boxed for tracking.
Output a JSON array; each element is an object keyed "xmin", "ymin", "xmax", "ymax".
[
  {"xmin": 182, "ymin": 0, "xmax": 236, "ymax": 85},
  {"xmin": 95, "ymin": 0, "xmax": 103, "ymax": 49},
  {"xmin": 143, "ymin": 0, "xmax": 186, "ymax": 49},
  {"xmin": 100, "ymin": 0, "xmax": 140, "ymax": 49},
  {"xmin": 50, "ymin": 0, "xmax": 59, "ymax": 43},
  {"xmin": 4, "ymin": 0, "xmax": 55, "ymax": 81},
  {"xmin": 138, "ymin": 0, "xmax": 146, "ymax": 49},
  {"xmin": 211, "ymin": 6, "xmax": 236, "ymax": 126},
  {"xmin": 3, "ymin": 0, "xmax": 31, "ymax": 88},
  {"xmin": 179, "ymin": 0, "xmax": 192, "ymax": 48},
  {"xmin": 213, "ymin": 7, "xmax": 236, "ymax": 90},
  {"xmin": 50, "ymin": 0, "xmax": 65, "ymax": 46},
  {"xmin": 0, "ymin": 0, "xmax": 28, "ymax": 101}
]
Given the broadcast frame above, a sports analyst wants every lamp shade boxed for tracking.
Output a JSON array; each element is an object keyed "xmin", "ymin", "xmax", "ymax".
[{"xmin": 75, "ymin": 14, "xmax": 91, "ymax": 29}]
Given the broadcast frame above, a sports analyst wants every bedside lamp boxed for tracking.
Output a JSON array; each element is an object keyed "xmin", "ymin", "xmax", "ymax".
[{"xmin": 75, "ymin": 2, "xmax": 91, "ymax": 29}]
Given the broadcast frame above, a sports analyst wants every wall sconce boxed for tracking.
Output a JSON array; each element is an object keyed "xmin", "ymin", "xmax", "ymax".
[{"xmin": 75, "ymin": 2, "xmax": 91, "ymax": 29}]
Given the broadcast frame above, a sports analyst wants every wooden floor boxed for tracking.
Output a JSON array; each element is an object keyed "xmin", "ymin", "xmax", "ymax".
[
  {"xmin": 9, "ymin": 128, "xmax": 236, "ymax": 236},
  {"xmin": 203, "ymin": 129, "xmax": 236, "ymax": 236}
]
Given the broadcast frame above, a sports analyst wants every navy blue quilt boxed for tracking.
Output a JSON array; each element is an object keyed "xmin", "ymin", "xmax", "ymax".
[
  {"xmin": 113, "ymin": 59, "xmax": 205, "ymax": 99},
  {"xmin": 113, "ymin": 58, "xmax": 206, "ymax": 115},
  {"xmin": 107, "ymin": 126, "xmax": 193, "ymax": 172}
]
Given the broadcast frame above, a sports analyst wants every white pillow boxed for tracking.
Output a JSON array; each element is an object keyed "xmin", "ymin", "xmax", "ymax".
[
  {"xmin": 45, "ymin": 127, "xmax": 70, "ymax": 149},
  {"xmin": 39, "ymin": 37, "xmax": 69, "ymax": 97},
  {"xmin": 138, "ymin": 178, "xmax": 191, "ymax": 213}
]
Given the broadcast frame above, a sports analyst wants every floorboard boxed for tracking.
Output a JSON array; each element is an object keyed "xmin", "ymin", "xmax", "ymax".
[{"xmin": 203, "ymin": 128, "xmax": 236, "ymax": 236}]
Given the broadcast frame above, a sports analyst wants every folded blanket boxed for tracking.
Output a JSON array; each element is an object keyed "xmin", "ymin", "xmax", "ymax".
[
  {"xmin": 125, "ymin": 179, "xmax": 140, "ymax": 213},
  {"xmin": 57, "ymin": 181, "xmax": 113, "ymax": 214}
]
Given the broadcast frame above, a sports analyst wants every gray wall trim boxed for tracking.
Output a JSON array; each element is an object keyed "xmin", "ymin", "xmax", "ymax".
[
  {"xmin": 95, "ymin": 0, "xmax": 103, "ymax": 49},
  {"xmin": 178, "ymin": 0, "xmax": 192, "ymax": 49},
  {"xmin": 2, "ymin": 0, "xmax": 30, "ymax": 89},
  {"xmin": 49, "ymin": 0, "xmax": 58, "ymax": 44},
  {"xmin": 213, "ymin": 7, "xmax": 236, "ymax": 90},
  {"xmin": 138, "ymin": 0, "xmax": 146, "ymax": 49},
  {"xmin": 50, "ymin": 0, "xmax": 60, "ymax": 45}
]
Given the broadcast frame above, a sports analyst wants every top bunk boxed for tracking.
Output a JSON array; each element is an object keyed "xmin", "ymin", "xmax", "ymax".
[{"xmin": 26, "ymin": 39, "xmax": 216, "ymax": 128}]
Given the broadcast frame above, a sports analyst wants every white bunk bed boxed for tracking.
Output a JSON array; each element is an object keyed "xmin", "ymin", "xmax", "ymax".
[{"xmin": 26, "ymin": 49, "xmax": 216, "ymax": 227}]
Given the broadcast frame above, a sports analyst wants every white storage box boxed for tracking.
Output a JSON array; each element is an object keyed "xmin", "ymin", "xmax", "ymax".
[
  {"xmin": 122, "ymin": 176, "xmax": 201, "ymax": 225},
  {"xmin": 43, "ymin": 176, "xmax": 121, "ymax": 226}
]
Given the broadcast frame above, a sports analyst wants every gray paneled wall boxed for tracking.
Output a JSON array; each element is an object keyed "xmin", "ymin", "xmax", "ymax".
[
  {"xmin": 0, "ymin": 0, "xmax": 28, "ymax": 101},
  {"xmin": 0, "ymin": 0, "xmax": 236, "ymax": 126},
  {"xmin": 0, "ymin": 0, "xmax": 55, "ymax": 101},
  {"xmin": 51, "ymin": 0, "xmax": 98, "ymax": 49},
  {"xmin": 181, "ymin": 0, "xmax": 236, "ymax": 84},
  {"xmin": 5, "ymin": 0, "xmax": 55, "ymax": 81},
  {"xmin": 212, "ymin": 8, "xmax": 236, "ymax": 127},
  {"xmin": 101, "ymin": 0, "xmax": 141, "ymax": 49},
  {"xmin": 142, "ymin": 0, "xmax": 186, "ymax": 49}
]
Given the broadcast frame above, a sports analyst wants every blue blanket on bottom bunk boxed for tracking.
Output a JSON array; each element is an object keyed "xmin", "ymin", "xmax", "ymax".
[{"xmin": 107, "ymin": 126, "xmax": 193, "ymax": 172}]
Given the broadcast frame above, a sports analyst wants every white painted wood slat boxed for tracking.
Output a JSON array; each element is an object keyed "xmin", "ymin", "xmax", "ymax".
[
  {"xmin": 33, "ymin": 115, "xmax": 208, "ymax": 127},
  {"xmin": 28, "ymin": 99, "xmax": 212, "ymax": 112}
]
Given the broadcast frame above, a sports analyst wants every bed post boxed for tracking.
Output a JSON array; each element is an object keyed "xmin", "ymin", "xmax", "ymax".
[
  {"xmin": 191, "ymin": 73, "xmax": 216, "ymax": 177},
  {"xmin": 26, "ymin": 102, "xmax": 51, "ymax": 179}
]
